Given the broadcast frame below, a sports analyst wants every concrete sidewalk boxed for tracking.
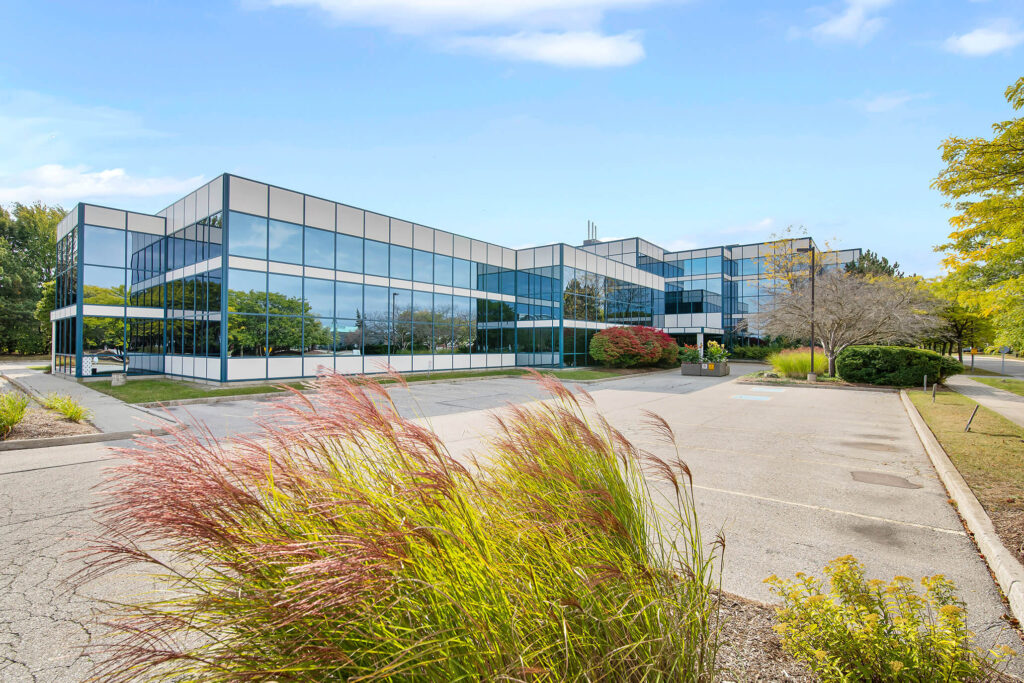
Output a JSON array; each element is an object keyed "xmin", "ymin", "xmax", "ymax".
[
  {"xmin": 0, "ymin": 364, "xmax": 169, "ymax": 434},
  {"xmin": 947, "ymin": 374, "xmax": 1024, "ymax": 429}
]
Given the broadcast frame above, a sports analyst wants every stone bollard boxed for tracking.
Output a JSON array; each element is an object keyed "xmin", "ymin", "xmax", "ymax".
[{"xmin": 111, "ymin": 372, "xmax": 127, "ymax": 387}]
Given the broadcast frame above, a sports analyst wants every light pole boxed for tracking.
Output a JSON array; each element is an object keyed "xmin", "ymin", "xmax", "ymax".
[{"xmin": 797, "ymin": 247, "xmax": 816, "ymax": 382}]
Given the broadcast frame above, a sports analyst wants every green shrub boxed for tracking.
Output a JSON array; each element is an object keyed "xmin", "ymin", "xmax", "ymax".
[
  {"xmin": 836, "ymin": 346, "xmax": 965, "ymax": 386},
  {"xmin": 766, "ymin": 556, "xmax": 1012, "ymax": 681},
  {"xmin": 729, "ymin": 345, "xmax": 778, "ymax": 361},
  {"xmin": 768, "ymin": 348, "xmax": 827, "ymax": 378},
  {"xmin": 0, "ymin": 392, "xmax": 30, "ymax": 438},
  {"xmin": 42, "ymin": 394, "xmax": 92, "ymax": 422},
  {"xmin": 84, "ymin": 372, "xmax": 722, "ymax": 681}
]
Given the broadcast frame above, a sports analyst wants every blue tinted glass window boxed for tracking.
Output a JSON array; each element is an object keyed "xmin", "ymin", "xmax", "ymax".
[
  {"xmin": 500, "ymin": 271, "xmax": 515, "ymax": 296},
  {"xmin": 84, "ymin": 225, "xmax": 125, "ymax": 267},
  {"xmin": 363, "ymin": 284, "xmax": 390, "ymax": 320},
  {"xmin": 336, "ymin": 234, "xmax": 363, "ymax": 273},
  {"xmin": 83, "ymin": 265, "xmax": 125, "ymax": 304},
  {"xmin": 390, "ymin": 245, "xmax": 412, "ymax": 280},
  {"xmin": 434, "ymin": 254, "xmax": 453, "ymax": 286},
  {"xmin": 268, "ymin": 273, "xmax": 303, "ymax": 315},
  {"xmin": 304, "ymin": 277, "xmax": 334, "ymax": 318},
  {"xmin": 391, "ymin": 288, "xmax": 412, "ymax": 320},
  {"xmin": 304, "ymin": 227, "xmax": 335, "ymax": 269},
  {"xmin": 705, "ymin": 278, "xmax": 723, "ymax": 295},
  {"xmin": 228, "ymin": 269, "xmax": 267, "ymax": 313},
  {"xmin": 413, "ymin": 249, "xmax": 433, "ymax": 283},
  {"xmin": 228, "ymin": 212, "xmax": 267, "ymax": 260},
  {"xmin": 413, "ymin": 290, "xmax": 432, "ymax": 319},
  {"xmin": 268, "ymin": 219, "xmax": 303, "ymax": 265},
  {"xmin": 365, "ymin": 240, "xmax": 389, "ymax": 277},
  {"xmin": 336, "ymin": 282, "xmax": 362, "ymax": 319},
  {"xmin": 706, "ymin": 255, "xmax": 722, "ymax": 274},
  {"xmin": 453, "ymin": 258, "xmax": 471, "ymax": 288},
  {"xmin": 740, "ymin": 258, "xmax": 758, "ymax": 276}
]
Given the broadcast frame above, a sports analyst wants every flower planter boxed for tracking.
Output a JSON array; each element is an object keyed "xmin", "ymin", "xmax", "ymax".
[{"xmin": 680, "ymin": 361, "xmax": 730, "ymax": 377}]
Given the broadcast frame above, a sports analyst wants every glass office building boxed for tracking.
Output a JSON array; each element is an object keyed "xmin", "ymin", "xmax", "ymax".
[{"xmin": 50, "ymin": 174, "xmax": 857, "ymax": 381}]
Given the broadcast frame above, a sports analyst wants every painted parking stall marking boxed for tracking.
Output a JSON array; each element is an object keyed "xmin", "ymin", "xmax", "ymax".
[{"xmin": 732, "ymin": 395, "xmax": 771, "ymax": 401}]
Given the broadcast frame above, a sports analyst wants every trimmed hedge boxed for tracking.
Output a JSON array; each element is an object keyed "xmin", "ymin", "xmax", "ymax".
[
  {"xmin": 835, "ymin": 346, "xmax": 964, "ymax": 386},
  {"xmin": 729, "ymin": 346, "xmax": 781, "ymax": 361}
]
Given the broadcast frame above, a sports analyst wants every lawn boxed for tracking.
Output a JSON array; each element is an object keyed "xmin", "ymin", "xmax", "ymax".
[
  {"xmin": 88, "ymin": 368, "xmax": 629, "ymax": 403},
  {"xmin": 971, "ymin": 376, "xmax": 1024, "ymax": 398},
  {"xmin": 963, "ymin": 366, "xmax": 1006, "ymax": 377},
  {"xmin": 89, "ymin": 378, "xmax": 307, "ymax": 404},
  {"xmin": 908, "ymin": 389, "xmax": 1024, "ymax": 559}
]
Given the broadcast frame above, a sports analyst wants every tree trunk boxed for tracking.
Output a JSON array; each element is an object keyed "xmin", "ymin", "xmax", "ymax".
[
  {"xmin": 828, "ymin": 354, "xmax": 837, "ymax": 377},
  {"xmin": 957, "ymin": 337, "xmax": 963, "ymax": 364}
]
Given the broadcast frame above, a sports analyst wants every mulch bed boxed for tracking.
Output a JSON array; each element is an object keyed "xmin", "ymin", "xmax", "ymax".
[
  {"xmin": 716, "ymin": 593, "xmax": 813, "ymax": 681},
  {"xmin": 0, "ymin": 377, "xmax": 98, "ymax": 441}
]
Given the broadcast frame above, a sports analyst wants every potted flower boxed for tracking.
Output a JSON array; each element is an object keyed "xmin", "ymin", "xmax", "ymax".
[
  {"xmin": 679, "ymin": 341, "xmax": 731, "ymax": 377},
  {"xmin": 679, "ymin": 344, "xmax": 703, "ymax": 376}
]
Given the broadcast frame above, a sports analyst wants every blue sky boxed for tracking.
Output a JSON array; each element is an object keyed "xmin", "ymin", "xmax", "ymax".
[{"xmin": 2, "ymin": 0, "xmax": 1022, "ymax": 275}]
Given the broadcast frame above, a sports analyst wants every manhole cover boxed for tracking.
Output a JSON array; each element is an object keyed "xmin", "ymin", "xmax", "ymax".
[{"xmin": 850, "ymin": 471, "xmax": 921, "ymax": 489}]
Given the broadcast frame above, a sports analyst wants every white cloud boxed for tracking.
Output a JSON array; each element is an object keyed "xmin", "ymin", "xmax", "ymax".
[
  {"xmin": 0, "ymin": 165, "xmax": 203, "ymax": 204},
  {"xmin": 944, "ymin": 21, "xmax": 1024, "ymax": 56},
  {"xmin": 798, "ymin": 0, "xmax": 893, "ymax": 45},
  {"xmin": 265, "ymin": 0, "xmax": 659, "ymax": 33},
  {"xmin": 856, "ymin": 91, "xmax": 928, "ymax": 112},
  {"xmin": 263, "ymin": 0, "xmax": 663, "ymax": 66},
  {"xmin": 449, "ymin": 31, "xmax": 644, "ymax": 67}
]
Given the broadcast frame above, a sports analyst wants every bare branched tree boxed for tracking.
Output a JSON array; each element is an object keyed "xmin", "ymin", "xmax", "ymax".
[{"xmin": 760, "ymin": 271, "xmax": 940, "ymax": 376}]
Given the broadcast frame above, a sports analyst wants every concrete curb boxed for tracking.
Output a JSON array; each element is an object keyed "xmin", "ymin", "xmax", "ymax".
[
  {"xmin": 737, "ymin": 378, "xmax": 898, "ymax": 393},
  {"xmin": 900, "ymin": 389, "xmax": 1024, "ymax": 626},
  {"xmin": 0, "ymin": 427, "xmax": 171, "ymax": 452}
]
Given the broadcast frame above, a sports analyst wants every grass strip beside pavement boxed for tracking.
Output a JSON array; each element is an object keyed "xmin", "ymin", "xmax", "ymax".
[
  {"xmin": 907, "ymin": 389, "xmax": 1024, "ymax": 560},
  {"xmin": 89, "ymin": 368, "xmax": 628, "ymax": 403},
  {"xmin": 89, "ymin": 379, "xmax": 307, "ymax": 404},
  {"xmin": 964, "ymin": 367, "xmax": 1007, "ymax": 377},
  {"xmin": 972, "ymin": 376, "xmax": 1024, "ymax": 398}
]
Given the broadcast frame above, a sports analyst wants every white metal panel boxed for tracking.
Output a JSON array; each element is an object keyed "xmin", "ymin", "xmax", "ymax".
[
  {"xmin": 127, "ymin": 213, "xmax": 165, "ymax": 235},
  {"xmin": 83, "ymin": 205, "xmax": 125, "ymax": 229},
  {"xmin": 535, "ymin": 247, "xmax": 552, "ymax": 268},
  {"xmin": 304, "ymin": 265, "xmax": 334, "ymax": 280},
  {"xmin": 82, "ymin": 304, "xmax": 127, "ymax": 317},
  {"xmin": 208, "ymin": 176, "xmax": 224, "ymax": 214},
  {"xmin": 435, "ymin": 231, "xmax": 454, "ymax": 256},
  {"xmin": 305, "ymin": 196, "xmax": 334, "ymax": 230},
  {"xmin": 268, "ymin": 357, "xmax": 303, "ymax": 379},
  {"xmin": 227, "ymin": 358, "xmax": 266, "ymax": 381},
  {"xmin": 452, "ymin": 354, "xmax": 471, "ymax": 369},
  {"xmin": 269, "ymin": 187, "xmax": 304, "ymax": 224},
  {"xmin": 471, "ymin": 353, "xmax": 488, "ymax": 368},
  {"xmin": 365, "ymin": 213, "xmax": 389, "ymax": 241},
  {"xmin": 184, "ymin": 192, "xmax": 197, "ymax": 226},
  {"xmin": 433, "ymin": 354, "xmax": 453, "ymax": 370},
  {"xmin": 335, "ymin": 355, "xmax": 364, "ymax": 375},
  {"xmin": 337, "ymin": 205, "xmax": 364, "ymax": 236},
  {"xmin": 471, "ymin": 240, "xmax": 486, "ymax": 262},
  {"xmin": 453, "ymin": 235, "xmax": 471, "ymax": 259},
  {"xmin": 413, "ymin": 224, "xmax": 434, "ymax": 251},
  {"xmin": 195, "ymin": 185, "xmax": 210, "ymax": 220},
  {"xmin": 486, "ymin": 244, "xmax": 502, "ymax": 267},
  {"xmin": 268, "ymin": 262, "xmax": 303, "ymax": 276},
  {"xmin": 336, "ymin": 271, "xmax": 363, "ymax": 284},
  {"xmin": 304, "ymin": 357, "xmax": 333, "ymax": 376},
  {"xmin": 229, "ymin": 256, "xmax": 268, "ymax": 271},
  {"xmin": 364, "ymin": 274, "xmax": 389, "ymax": 288},
  {"xmin": 518, "ymin": 250, "xmax": 534, "ymax": 269},
  {"xmin": 229, "ymin": 177, "xmax": 268, "ymax": 216},
  {"xmin": 387, "ymin": 356, "xmax": 412, "ymax": 373},
  {"xmin": 390, "ymin": 219, "xmax": 413, "ymax": 247}
]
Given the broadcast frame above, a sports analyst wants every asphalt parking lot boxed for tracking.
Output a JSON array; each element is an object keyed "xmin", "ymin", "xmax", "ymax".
[{"xmin": 2, "ymin": 366, "xmax": 1021, "ymax": 679}]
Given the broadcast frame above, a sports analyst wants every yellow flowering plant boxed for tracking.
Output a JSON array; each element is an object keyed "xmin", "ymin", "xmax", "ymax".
[{"xmin": 765, "ymin": 556, "xmax": 1014, "ymax": 681}]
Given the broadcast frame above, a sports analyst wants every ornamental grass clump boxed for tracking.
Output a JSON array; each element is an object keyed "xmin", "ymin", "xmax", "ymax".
[
  {"xmin": 767, "ymin": 347, "xmax": 827, "ymax": 378},
  {"xmin": 766, "ymin": 556, "xmax": 1014, "ymax": 682},
  {"xmin": 0, "ymin": 392, "xmax": 30, "ymax": 438},
  {"xmin": 81, "ymin": 370, "xmax": 722, "ymax": 682},
  {"xmin": 42, "ymin": 393, "xmax": 92, "ymax": 422}
]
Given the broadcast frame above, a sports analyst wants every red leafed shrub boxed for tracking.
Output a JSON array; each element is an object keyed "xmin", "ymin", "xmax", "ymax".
[
  {"xmin": 588, "ymin": 326, "xmax": 646, "ymax": 367},
  {"xmin": 590, "ymin": 326, "xmax": 680, "ymax": 367}
]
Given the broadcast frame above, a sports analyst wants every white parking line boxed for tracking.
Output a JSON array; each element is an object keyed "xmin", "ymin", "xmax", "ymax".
[
  {"xmin": 693, "ymin": 483, "xmax": 966, "ymax": 536},
  {"xmin": 732, "ymin": 395, "xmax": 770, "ymax": 401}
]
